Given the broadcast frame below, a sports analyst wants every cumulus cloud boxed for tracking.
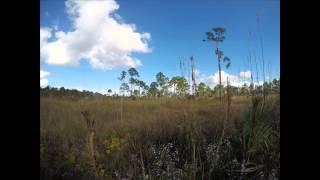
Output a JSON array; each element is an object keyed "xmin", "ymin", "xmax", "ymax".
[
  {"xmin": 206, "ymin": 71, "xmax": 238, "ymax": 87},
  {"xmin": 239, "ymin": 70, "xmax": 251, "ymax": 79},
  {"xmin": 40, "ymin": 28, "xmax": 52, "ymax": 59},
  {"xmin": 40, "ymin": 0, "xmax": 151, "ymax": 70},
  {"xmin": 40, "ymin": 70, "xmax": 50, "ymax": 87},
  {"xmin": 196, "ymin": 70, "xmax": 259, "ymax": 88}
]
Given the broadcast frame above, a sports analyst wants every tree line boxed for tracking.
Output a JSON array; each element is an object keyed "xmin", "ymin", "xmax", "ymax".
[
  {"xmin": 40, "ymin": 68, "xmax": 279, "ymax": 98},
  {"xmin": 117, "ymin": 67, "xmax": 279, "ymax": 97},
  {"xmin": 40, "ymin": 86, "xmax": 105, "ymax": 98}
]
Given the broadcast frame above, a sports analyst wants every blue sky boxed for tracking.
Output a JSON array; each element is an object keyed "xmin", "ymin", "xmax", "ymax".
[{"xmin": 40, "ymin": 0, "xmax": 279, "ymax": 94}]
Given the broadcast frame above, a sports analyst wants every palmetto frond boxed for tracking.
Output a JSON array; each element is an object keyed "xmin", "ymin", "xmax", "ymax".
[{"xmin": 223, "ymin": 56, "xmax": 231, "ymax": 68}]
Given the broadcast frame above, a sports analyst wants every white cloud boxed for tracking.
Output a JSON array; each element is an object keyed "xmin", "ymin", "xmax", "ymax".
[
  {"xmin": 194, "ymin": 68, "xmax": 200, "ymax": 77},
  {"xmin": 40, "ymin": 0, "xmax": 151, "ymax": 70},
  {"xmin": 206, "ymin": 71, "xmax": 239, "ymax": 87},
  {"xmin": 40, "ymin": 70, "xmax": 50, "ymax": 78},
  {"xmin": 239, "ymin": 70, "xmax": 251, "ymax": 79},
  {"xmin": 40, "ymin": 70, "xmax": 50, "ymax": 87},
  {"xmin": 196, "ymin": 70, "xmax": 261, "ymax": 88},
  {"xmin": 40, "ymin": 28, "xmax": 51, "ymax": 44},
  {"xmin": 40, "ymin": 79, "xmax": 49, "ymax": 87},
  {"xmin": 40, "ymin": 28, "xmax": 52, "ymax": 60}
]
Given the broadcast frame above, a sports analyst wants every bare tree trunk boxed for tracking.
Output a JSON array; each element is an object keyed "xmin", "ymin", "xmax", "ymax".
[
  {"xmin": 139, "ymin": 86, "xmax": 141, "ymax": 97},
  {"xmin": 130, "ymin": 84, "xmax": 132, "ymax": 96},
  {"xmin": 213, "ymin": 78, "xmax": 230, "ymax": 176},
  {"xmin": 86, "ymin": 131, "xmax": 96, "ymax": 166},
  {"xmin": 81, "ymin": 110, "xmax": 97, "ymax": 176},
  {"xmin": 121, "ymin": 95, "xmax": 123, "ymax": 124},
  {"xmin": 218, "ymin": 59, "xmax": 222, "ymax": 102},
  {"xmin": 226, "ymin": 78, "xmax": 231, "ymax": 125}
]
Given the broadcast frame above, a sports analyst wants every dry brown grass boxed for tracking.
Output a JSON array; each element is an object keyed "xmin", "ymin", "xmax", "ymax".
[
  {"xmin": 40, "ymin": 96, "xmax": 254, "ymax": 141},
  {"xmin": 40, "ymin": 94, "xmax": 279, "ymax": 179}
]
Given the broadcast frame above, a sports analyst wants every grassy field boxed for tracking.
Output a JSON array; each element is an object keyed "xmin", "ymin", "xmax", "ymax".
[{"xmin": 40, "ymin": 94, "xmax": 279, "ymax": 180}]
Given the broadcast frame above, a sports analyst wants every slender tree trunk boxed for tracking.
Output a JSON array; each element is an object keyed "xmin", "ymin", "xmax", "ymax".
[
  {"xmin": 81, "ymin": 111, "xmax": 97, "ymax": 176},
  {"xmin": 121, "ymin": 94, "xmax": 123, "ymax": 124},
  {"xmin": 218, "ymin": 58, "xmax": 222, "ymax": 102},
  {"xmin": 130, "ymin": 84, "xmax": 132, "ymax": 96},
  {"xmin": 139, "ymin": 86, "xmax": 141, "ymax": 97},
  {"xmin": 86, "ymin": 130, "xmax": 96, "ymax": 165}
]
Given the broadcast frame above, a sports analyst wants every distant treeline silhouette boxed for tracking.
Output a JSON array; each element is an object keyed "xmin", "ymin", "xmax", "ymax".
[{"xmin": 40, "ymin": 77, "xmax": 279, "ymax": 98}]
